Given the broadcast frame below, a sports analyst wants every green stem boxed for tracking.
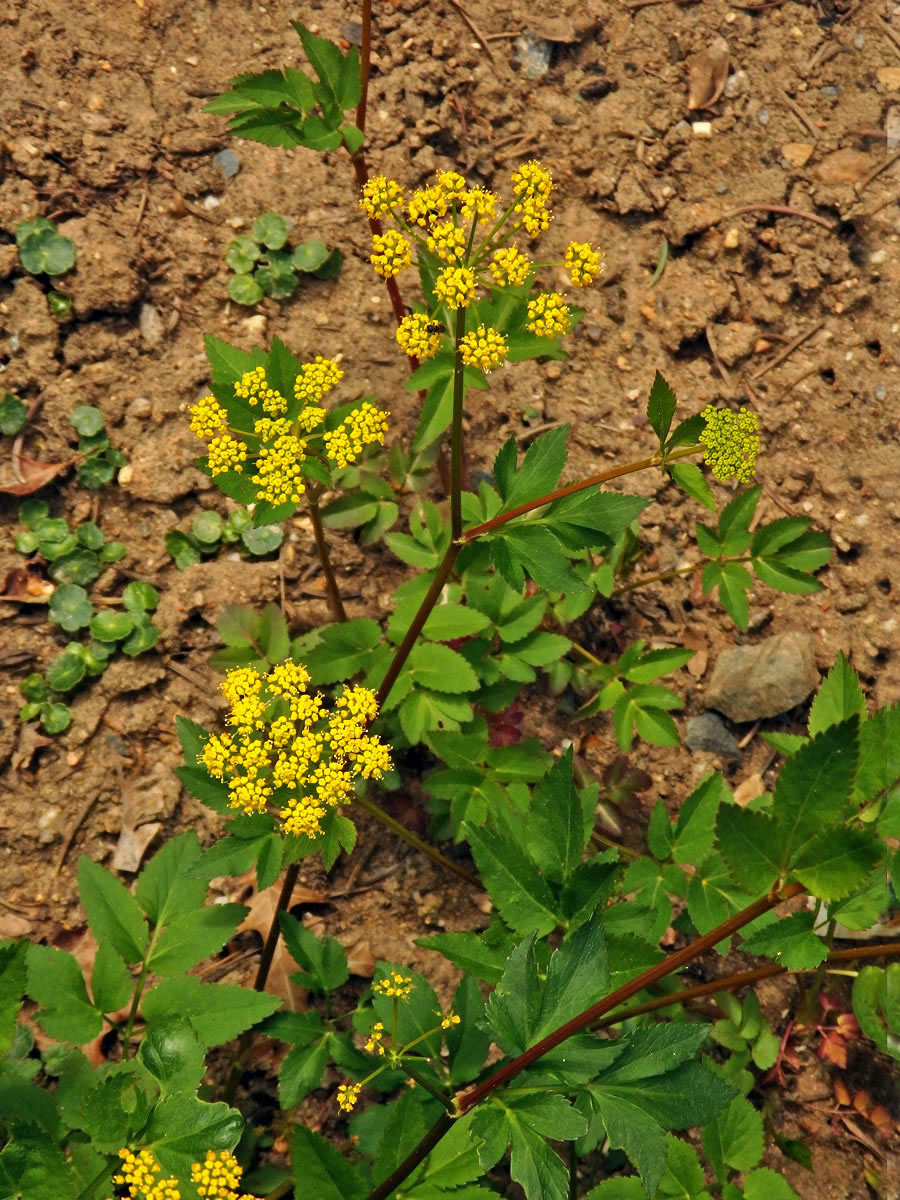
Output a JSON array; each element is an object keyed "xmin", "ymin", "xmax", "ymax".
[
  {"xmin": 797, "ymin": 915, "xmax": 836, "ymax": 1024},
  {"xmin": 456, "ymin": 881, "xmax": 805, "ymax": 1114},
  {"xmin": 122, "ymin": 958, "xmax": 151, "ymax": 1059},
  {"xmin": 354, "ymin": 793, "xmax": 478, "ymax": 886},
  {"xmin": 450, "ymin": 307, "xmax": 467, "ymax": 541},
  {"xmin": 459, "ymin": 445, "xmax": 702, "ymax": 544},
  {"xmin": 307, "ymin": 494, "xmax": 347, "ymax": 623},
  {"xmin": 364, "ymin": 1113, "xmax": 454, "ymax": 1200},
  {"xmin": 374, "ymin": 542, "xmax": 460, "ymax": 708},
  {"xmin": 222, "ymin": 863, "xmax": 300, "ymax": 1104},
  {"xmin": 75, "ymin": 1160, "xmax": 115, "ymax": 1200},
  {"xmin": 589, "ymin": 830, "xmax": 640, "ymax": 861},
  {"xmin": 402, "ymin": 1063, "xmax": 456, "ymax": 1111},
  {"xmin": 612, "ymin": 556, "xmax": 753, "ymax": 599}
]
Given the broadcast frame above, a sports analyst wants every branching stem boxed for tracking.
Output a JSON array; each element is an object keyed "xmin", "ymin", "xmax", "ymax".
[{"xmin": 307, "ymin": 494, "xmax": 347, "ymax": 622}]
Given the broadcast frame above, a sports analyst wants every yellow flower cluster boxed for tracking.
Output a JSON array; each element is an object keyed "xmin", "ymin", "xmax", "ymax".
[
  {"xmin": 235, "ymin": 365, "xmax": 288, "ymax": 415},
  {"xmin": 365, "ymin": 1020, "xmax": 386, "ymax": 1055},
  {"xmin": 207, "ymin": 432, "xmax": 248, "ymax": 476},
  {"xmin": 565, "ymin": 241, "xmax": 604, "ymax": 288},
  {"xmin": 189, "ymin": 394, "xmax": 227, "ymax": 438},
  {"xmin": 699, "ymin": 405, "xmax": 761, "ymax": 483},
  {"xmin": 511, "ymin": 159, "xmax": 554, "ymax": 236},
  {"xmin": 435, "ymin": 266, "xmax": 476, "ymax": 310},
  {"xmin": 337, "ymin": 1082, "xmax": 362, "ymax": 1112},
  {"xmin": 408, "ymin": 184, "xmax": 448, "ymax": 227},
  {"xmin": 294, "ymin": 357, "xmax": 344, "ymax": 406},
  {"xmin": 460, "ymin": 324, "xmax": 507, "ymax": 373},
  {"xmin": 427, "ymin": 220, "xmax": 467, "ymax": 264},
  {"xmin": 374, "ymin": 969, "xmax": 415, "ymax": 1000},
  {"xmin": 490, "ymin": 246, "xmax": 532, "ymax": 287},
  {"xmin": 441, "ymin": 1011, "xmax": 461, "ymax": 1030},
  {"xmin": 191, "ymin": 1151, "xmax": 254, "ymax": 1200},
  {"xmin": 371, "ymin": 230, "xmax": 412, "ymax": 278},
  {"xmin": 527, "ymin": 292, "xmax": 570, "ymax": 338},
  {"xmin": 199, "ymin": 662, "xmax": 392, "ymax": 840},
  {"xmin": 396, "ymin": 313, "xmax": 444, "ymax": 360},
  {"xmin": 323, "ymin": 401, "xmax": 390, "ymax": 470},
  {"xmin": 461, "ymin": 186, "xmax": 497, "ymax": 224},
  {"xmin": 106, "ymin": 1148, "xmax": 179, "ymax": 1200},
  {"xmin": 437, "ymin": 169, "xmax": 466, "ymax": 196},
  {"xmin": 250, "ymin": 428, "xmax": 307, "ymax": 505},
  {"xmin": 360, "ymin": 175, "xmax": 404, "ymax": 219}
]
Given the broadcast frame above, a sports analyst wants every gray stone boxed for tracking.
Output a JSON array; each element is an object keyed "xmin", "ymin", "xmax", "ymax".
[
  {"xmin": 705, "ymin": 631, "xmax": 820, "ymax": 723},
  {"xmin": 685, "ymin": 713, "xmax": 740, "ymax": 759}
]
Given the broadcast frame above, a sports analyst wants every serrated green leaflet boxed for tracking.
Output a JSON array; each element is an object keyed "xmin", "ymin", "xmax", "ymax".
[
  {"xmin": 773, "ymin": 717, "xmax": 860, "ymax": 866},
  {"xmin": 739, "ymin": 912, "xmax": 826, "ymax": 969}
]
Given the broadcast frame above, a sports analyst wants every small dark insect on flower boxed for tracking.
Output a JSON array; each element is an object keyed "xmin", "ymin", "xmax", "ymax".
[{"xmin": 426, "ymin": 322, "xmax": 444, "ymax": 334}]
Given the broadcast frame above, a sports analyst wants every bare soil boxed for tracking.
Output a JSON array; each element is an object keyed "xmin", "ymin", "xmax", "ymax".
[{"xmin": 2, "ymin": 0, "xmax": 899, "ymax": 1195}]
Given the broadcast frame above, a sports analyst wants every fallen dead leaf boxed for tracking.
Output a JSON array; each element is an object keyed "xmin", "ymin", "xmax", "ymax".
[
  {"xmin": 10, "ymin": 724, "xmax": 54, "ymax": 779},
  {"xmin": 686, "ymin": 36, "xmax": 730, "ymax": 110},
  {"xmin": 733, "ymin": 773, "xmax": 765, "ymax": 807},
  {"xmin": 0, "ymin": 455, "xmax": 76, "ymax": 495},
  {"xmin": 814, "ymin": 149, "xmax": 871, "ymax": 185}
]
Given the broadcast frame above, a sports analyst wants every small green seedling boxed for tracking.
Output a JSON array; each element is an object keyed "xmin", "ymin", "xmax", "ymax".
[
  {"xmin": 15, "ymin": 503, "xmax": 160, "ymax": 733},
  {"xmin": 15, "ymin": 217, "xmax": 76, "ymax": 277},
  {"xmin": 165, "ymin": 508, "xmax": 283, "ymax": 569},
  {"xmin": 226, "ymin": 211, "xmax": 341, "ymax": 305},
  {"xmin": 71, "ymin": 405, "xmax": 128, "ymax": 489},
  {"xmin": 0, "ymin": 392, "xmax": 27, "ymax": 437}
]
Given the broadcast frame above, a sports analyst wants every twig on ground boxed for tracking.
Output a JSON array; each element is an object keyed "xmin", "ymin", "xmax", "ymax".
[
  {"xmin": 705, "ymin": 324, "xmax": 732, "ymax": 386},
  {"xmin": 447, "ymin": 0, "xmax": 496, "ymax": 62},
  {"xmin": 856, "ymin": 148, "xmax": 900, "ymax": 193},
  {"xmin": 725, "ymin": 204, "xmax": 835, "ymax": 232},
  {"xmin": 752, "ymin": 320, "xmax": 825, "ymax": 380},
  {"xmin": 778, "ymin": 89, "xmax": 818, "ymax": 139},
  {"xmin": 55, "ymin": 792, "xmax": 101, "ymax": 874}
]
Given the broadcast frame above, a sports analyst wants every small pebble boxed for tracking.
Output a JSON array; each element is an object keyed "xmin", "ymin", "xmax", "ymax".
[
  {"xmin": 202, "ymin": 194, "xmax": 220, "ymax": 210},
  {"xmin": 757, "ymin": 107, "xmax": 770, "ymax": 126},
  {"xmin": 692, "ymin": 120, "xmax": 712, "ymax": 137},
  {"xmin": 822, "ymin": 85, "xmax": 840, "ymax": 98},
  {"xmin": 715, "ymin": 183, "xmax": 729, "ymax": 194},
  {"xmin": 118, "ymin": 464, "xmax": 134, "ymax": 485},
  {"xmin": 213, "ymin": 148, "xmax": 241, "ymax": 178},
  {"xmin": 853, "ymin": 32, "xmax": 864, "ymax": 48},
  {"xmin": 127, "ymin": 397, "xmax": 152, "ymax": 419},
  {"xmin": 724, "ymin": 70, "xmax": 749, "ymax": 99},
  {"xmin": 876, "ymin": 384, "xmax": 886, "ymax": 401},
  {"xmin": 723, "ymin": 228, "xmax": 740, "ymax": 249}
]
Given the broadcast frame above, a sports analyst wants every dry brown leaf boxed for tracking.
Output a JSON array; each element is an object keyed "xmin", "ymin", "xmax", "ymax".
[
  {"xmin": 238, "ymin": 880, "xmax": 327, "ymax": 1010},
  {"xmin": 0, "ymin": 455, "xmax": 76, "ymax": 495},
  {"xmin": 733, "ymin": 773, "xmax": 765, "ymax": 807},
  {"xmin": 686, "ymin": 36, "xmax": 730, "ymax": 110}
]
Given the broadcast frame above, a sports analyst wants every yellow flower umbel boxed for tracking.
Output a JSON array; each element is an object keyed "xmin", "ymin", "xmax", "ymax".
[
  {"xmin": 396, "ymin": 313, "xmax": 444, "ymax": 360},
  {"xmin": 234, "ymin": 365, "xmax": 288, "ymax": 415},
  {"xmin": 294, "ymin": 356, "xmax": 344, "ymax": 406},
  {"xmin": 189, "ymin": 394, "xmax": 227, "ymax": 438},
  {"xmin": 105, "ymin": 1148, "xmax": 179, "ymax": 1200},
  {"xmin": 699, "ymin": 405, "xmax": 761, "ymax": 483},
  {"xmin": 371, "ymin": 230, "xmax": 412, "ymax": 278},
  {"xmin": 527, "ymin": 292, "xmax": 571, "ymax": 338},
  {"xmin": 427, "ymin": 220, "xmax": 467, "ymax": 264},
  {"xmin": 191, "ymin": 1151, "xmax": 254, "ymax": 1200},
  {"xmin": 207, "ymin": 432, "xmax": 248, "ymax": 476},
  {"xmin": 460, "ymin": 325, "xmax": 507, "ymax": 373},
  {"xmin": 434, "ymin": 266, "xmax": 476, "ymax": 310},
  {"xmin": 323, "ymin": 401, "xmax": 390, "ymax": 470},
  {"xmin": 565, "ymin": 241, "xmax": 604, "ymax": 288},
  {"xmin": 337, "ymin": 1082, "xmax": 362, "ymax": 1112},
  {"xmin": 199, "ymin": 662, "xmax": 392, "ymax": 841},
  {"xmin": 510, "ymin": 159, "xmax": 554, "ymax": 237},
  {"xmin": 365, "ymin": 1020, "xmax": 386, "ymax": 1055},
  {"xmin": 360, "ymin": 175, "xmax": 404, "ymax": 220},
  {"xmin": 489, "ymin": 246, "xmax": 532, "ymax": 287},
  {"xmin": 374, "ymin": 969, "xmax": 415, "ymax": 1000}
]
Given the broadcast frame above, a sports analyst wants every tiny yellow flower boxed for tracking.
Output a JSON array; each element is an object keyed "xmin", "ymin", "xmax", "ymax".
[
  {"xmin": 511, "ymin": 160, "xmax": 554, "ymax": 238},
  {"xmin": 251, "ymin": 433, "xmax": 306, "ymax": 505},
  {"xmin": 354, "ymin": 734, "xmax": 392, "ymax": 780},
  {"xmin": 336, "ymin": 1082, "xmax": 362, "ymax": 1112},
  {"xmin": 207, "ymin": 432, "xmax": 248, "ymax": 476},
  {"xmin": 106, "ymin": 1148, "xmax": 179, "ymax": 1200},
  {"xmin": 441, "ymin": 1011, "xmax": 461, "ymax": 1030},
  {"xmin": 296, "ymin": 405, "xmax": 326, "ymax": 434},
  {"xmin": 565, "ymin": 241, "xmax": 604, "ymax": 288},
  {"xmin": 323, "ymin": 402, "xmax": 390, "ymax": 469},
  {"xmin": 460, "ymin": 325, "xmax": 507, "ymax": 373},
  {"xmin": 295, "ymin": 357, "xmax": 343, "ymax": 406},
  {"xmin": 408, "ymin": 185, "xmax": 448, "ymax": 227},
  {"xmin": 365, "ymin": 1021, "xmax": 386, "ymax": 1055},
  {"xmin": 526, "ymin": 291, "xmax": 570, "ymax": 338},
  {"xmin": 189, "ymin": 394, "xmax": 227, "ymax": 439},
  {"xmin": 436, "ymin": 169, "xmax": 467, "ymax": 197},
  {"xmin": 489, "ymin": 246, "xmax": 532, "ymax": 287},
  {"xmin": 374, "ymin": 969, "xmax": 415, "ymax": 1000},
  {"xmin": 337, "ymin": 685, "xmax": 379, "ymax": 722},
  {"xmin": 699, "ymin": 405, "xmax": 761, "ymax": 483},
  {"xmin": 234, "ymin": 366, "xmax": 287, "ymax": 415},
  {"xmin": 434, "ymin": 266, "xmax": 476, "ymax": 310},
  {"xmin": 461, "ymin": 187, "xmax": 497, "ymax": 224},
  {"xmin": 200, "ymin": 732, "xmax": 234, "ymax": 779},
  {"xmin": 360, "ymin": 175, "xmax": 404, "ymax": 219},
  {"xmin": 371, "ymin": 230, "xmax": 412, "ymax": 278},
  {"xmin": 191, "ymin": 1150, "xmax": 252, "ymax": 1200},
  {"xmin": 426, "ymin": 220, "xmax": 467, "ymax": 264},
  {"xmin": 267, "ymin": 660, "xmax": 310, "ymax": 698},
  {"xmin": 396, "ymin": 312, "xmax": 444, "ymax": 360}
]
